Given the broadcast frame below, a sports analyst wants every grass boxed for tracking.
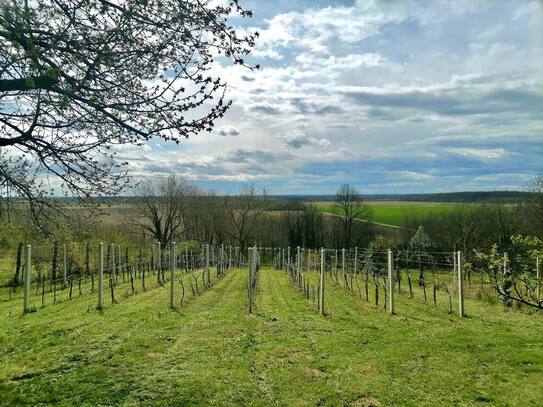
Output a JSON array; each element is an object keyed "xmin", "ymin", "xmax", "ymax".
[
  {"xmin": 1, "ymin": 266, "xmax": 542, "ymax": 406},
  {"xmin": 314, "ymin": 202, "xmax": 462, "ymax": 227}
]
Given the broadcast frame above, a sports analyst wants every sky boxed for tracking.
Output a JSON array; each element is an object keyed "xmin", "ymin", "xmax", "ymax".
[{"xmin": 127, "ymin": 0, "xmax": 543, "ymax": 195}]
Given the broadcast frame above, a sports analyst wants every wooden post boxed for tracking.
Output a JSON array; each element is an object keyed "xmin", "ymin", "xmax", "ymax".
[
  {"xmin": 457, "ymin": 251, "xmax": 464, "ymax": 317},
  {"xmin": 98, "ymin": 243, "xmax": 104, "ymax": 310},
  {"xmin": 23, "ymin": 245, "xmax": 31, "ymax": 313},
  {"xmin": 63, "ymin": 243, "xmax": 67, "ymax": 287},
  {"xmin": 170, "ymin": 242, "xmax": 176, "ymax": 309},
  {"xmin": 319, "ymin": 248, "xmax": 325, "ymax": 315},
  {"xmin": 388, "ymin": 249, "xmax": 395, "ymax": 315}
]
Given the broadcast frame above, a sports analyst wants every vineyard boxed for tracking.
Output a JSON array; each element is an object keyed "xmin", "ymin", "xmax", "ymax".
[{"xmin": 1, "ymin": 243, "xmax": 542, "ymax": 405}]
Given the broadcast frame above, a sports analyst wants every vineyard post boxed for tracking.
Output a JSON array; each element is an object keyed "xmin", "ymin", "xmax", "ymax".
[
  {"xmin": 536, "ymin": 256, "xmax": 540, "ymax": 300},
  {"xmin": 158, "ymin": 242, "xmax": 162, "ymax": 282},
  {"xmin": 98, "ymin": 243, "xmax": 104, "ymax": 310},
  {"xmin": 354, "ymin": 247, "xmax": 358, "ymax": 274},
  {"xmin": 206, "ymin": 244, "xmax": 210, "ymax": 285},
  {"xmin": 185, "ymin": 242, "xmax": 189, "ymax": 273},
  {"xmin": 23, "ymin": 245, "xmax": 31, "ymax": 313},
  {"xmin": 457, "ymin": 251, "xmax": 464, "ymax": 317},
  {"xmin": 287, "ymin": 247, "xmax": 291, "ymax": 268},
  {"xmin": 453, "ymin": 250, "xmax": 457, "ymax": 288},
  {"xmin": 117, "ymin": 244, "xmax": 121, "ymax": 283},
  {"xmin": 388, "ymin": 249, "xmax": 395, "ymax": 315},
  {"xmin": 248, "ymin": 247, "xmax": 253, "ymax": 314},
  {"xmin": 297, "ymin": 246, "xmax": 301, "ymax": 274},
  {"xmin": 170, "ymin": 242, "xmax": 176, "ymax": 309},
  {"xmin": 63, "ymin": 243, "xmax": 67, "ymax": 287},
  {"xmin": 308, "ymin": 249, "xmax": 311, "ymax": 272},
  {"xmin": 319, "ymin": 248, "xmax": 325, "ymax": 315},
  {"xmin": 110, "ymin": 243, "xmax": 115, "ymax": 286},
  {"xmin": 342, "ymin": 248, "xmax": 345, "ymax": 276}
]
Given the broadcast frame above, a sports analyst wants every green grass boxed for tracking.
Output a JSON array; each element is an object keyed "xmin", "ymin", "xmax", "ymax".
[
  {"xmin": 1, "ymin": 267, "xmax": 542, "ymax": 406},
  {"xmin": 314, "ymin": 203, "xmax": 462, "ymax": 227}
]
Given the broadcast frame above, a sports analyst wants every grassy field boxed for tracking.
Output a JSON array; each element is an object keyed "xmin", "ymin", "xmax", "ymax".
[
  {"xmin": 313, "ymin": 202, "xmax": 462, "ymax": 228},
  {"xmin": 1, "ymin": 267, "xmax": 542, "ymax": 406}
]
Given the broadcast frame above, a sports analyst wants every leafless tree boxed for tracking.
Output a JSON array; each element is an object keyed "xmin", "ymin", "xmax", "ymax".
[
  {"xmin": 0, "ymin": 0, "xmax": 257, "ymax": 229},
  {"xmin": 524, "ymin": 176, "xmax": 543, "ymax": 239},
  {"xmin": 132, "ymin": 175, "xmax": 196, "ymax": 246},
  {"xmin": 224, "ymin": 185, "xmax": 268, "ymax": 253},
  {"xmin": 335, "ymin": 184, "xmax": 371, "ymax": 248}
]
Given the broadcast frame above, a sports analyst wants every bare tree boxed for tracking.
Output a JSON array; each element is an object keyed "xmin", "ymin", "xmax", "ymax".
[
  {"xmin": 335, "ymin": 184, "xmax": 371, "ymax": 248},
  {"xmin": 0, "ymin": 0, "xmax": 257, "ymax": 228},
  {"xmin": 224, "ymin": 185, "xmax": 268, "ymax": 254},
  {"xmin": 132, "ymin": 175, "xmax": 196, "ymax": 246},
  {"xmin": 524, "ymin": 176, "xmax": 543, "ymax": 239}
]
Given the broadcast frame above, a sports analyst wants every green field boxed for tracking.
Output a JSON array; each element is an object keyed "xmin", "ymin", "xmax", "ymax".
[
  {"xmin": 314, "ymin": 202, "xmax": 462, "ymax": 228},
  {"xmin": 1, "ymin": 267, "xmax": 542, "ymax": 406}
]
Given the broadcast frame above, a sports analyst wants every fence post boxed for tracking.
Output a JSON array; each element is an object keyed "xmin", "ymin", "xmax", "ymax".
[
  {"xmin": 342, "ymin": 248, "xmax": 345, "ymax": 276},
  {"xmin": 297, "ymin": 246, "xmax": 301, "ymax": 274},
  {"xmin": 536, "ymin": 256, "xmax": 540, "ymax": 301},
  {"xmin": 63, "ymin": 243, "xmax": 67, "ymax": 287},
  {"xmin": 457, "ymin": 251, "xmax": 464, "ymax": 317},
  {"xmin": 248, "ymin": 247, "xmax": 253, "ymax": 314},
  {"xmin": 354, "ymin": 247, "xmax": 358, "ymax": 275},
  {"xmin": 319, "ymin": 248, "xmax": 325, "ymax": 316},
  {"xmin": 287, "ymin": 247, "xmax": 291, "ymax": 267},
  {"xmin": 157, "ymin": 241, "xmax": 162, "ymax": 282},
  {"xmin": 110, "ymin": 243, "xmax": 115, "ymax": 286},
  {"xmin": 98, "ymin": 243, "xmax": 104, "ymax": 310},
  {"xmin": 206, "ymin": 244, "xmax": 210, "ymax": 284},
  {"xmin": 170, "ymin": 242, "xmax": 176, "ymax": 309},
  {"xmin": 388, "ymin": 249, "xmax": 395, "ymax": 315},
  {"xmin": 23, "ymin": 244, "xmax": 31, "ymax": 313},
  {"xmin": 453, "ymin": 249, "xmax": 457, "ymax": 288}
]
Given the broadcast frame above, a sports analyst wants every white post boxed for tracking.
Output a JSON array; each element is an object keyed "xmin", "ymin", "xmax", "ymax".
[
  {"xmin": 63, "ymin": 243, "xmax": 67, "ymax": 287},
  {"xmin": 98, "ymin": 243, "xmax": 104, "ymax": 310},
  {"xmin": 287, "ymin": 247, "xmax": 291, "ymax": 267},
  {"xmin": 117, "ymin": 244, "xmax": 121, "ymax": 282},
  {"xmin": 248, "ymin": 247, "xmax": 253, "ymax": 313},
  {"xmin": 319, "ymin": 248, "xmax": 325, "ymax": 315},
  {"xmin": 170, "ymin": 242, "xmax": 176, "ymax": 308},
  {"xmin": 206, "ymin": 244, "xmax": 210, "ymax": 284},
  {"xmin": 388, "ymin": 249, "xmax": 395, "ymax": 315},
  {"xmin": 457, "ymin": 251, "xmax": 464, "ymax": 317},
  {"xmin": 158, "ymin": 241, "xmax": 162, "ymax": 281},
  {"xmin": 23, "ymin": 244, "xmax": 31, "ymax": 313},
  {"xmin": 342, "ymin": 248, "xmax": 345, "ymax": 276},
  {"xmin": 297, "ymin": 246, "xmax": 301, "ymax": 274}
]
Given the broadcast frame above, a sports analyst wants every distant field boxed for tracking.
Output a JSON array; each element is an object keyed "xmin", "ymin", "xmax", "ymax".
[{"xmin": 312, "ymin": 201, "xmax": 462, "ymax": 228}]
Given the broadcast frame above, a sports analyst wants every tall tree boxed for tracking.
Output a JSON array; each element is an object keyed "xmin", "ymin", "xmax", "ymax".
[
  {"xmin": 224, "ymin": 185, "xmax": 268, "ymax": 254},
  {"xmin": 132, "ymin": 175, "xmax": 196, "ymax": 247},
  {"xmin": 334, "ymin": 184, "xmax": 371, "ymax": 248},
  {"xmin": 0, "ymin": 0, "xmax": 257, "ymax": 227}
]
